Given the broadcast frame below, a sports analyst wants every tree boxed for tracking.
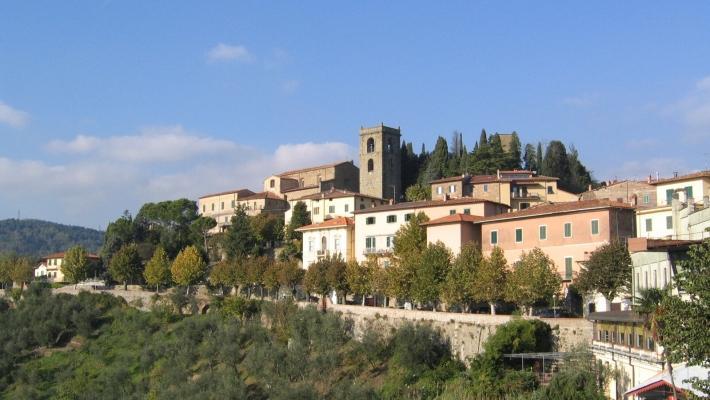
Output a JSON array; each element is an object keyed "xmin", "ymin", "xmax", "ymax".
[
  {"xmin": 567, "ymin": 145, "xmax": 594, "ymax": 193},
  {"xmin": 251, "ymin": 213, "xmax": 283, "ymax": 251},
  {"xmin": 658, "ymin": 239, "xmax": 710, "ymax": 395},
  {"xmin": 9, "ymin": 256, "xmax": 32, "ymax": 291},
  {"xmin": 171, "ymin": 245, "xmax": 207, "ymax": 295},
  {"xmin": 506, "ymin": 132, "xmax": 522, "ymax": 170},
  {"xmin": 576, "ymin": 241, "xmax": 631, "ymax": 304},
  {"xmin": 441, "ymin": 243, "xmax": 481, "ymax": 311},
  {"xmin": 506, "ymin": 248, "xmax": 561, "ymax": 315},
  {"xmin": 411, "ymin": 242, "xmax": 451, "ymax": 310},
  {"xmin": 190, "ymin": 216, "xmax": 217, "ymax": 255},
  {"xmin": 304, "ymin": 258, "xmax": 330, "ymax": 299},
  {"xmin": 404, "ymin": 183, "xmax": 431, "ymax": 202},
  {"xmin": 325, "ymin": 255, "xmax": 349, "ymax": 304},
  {"xmin": 420, "ymin": 136, "xmax": 449, "ymax": 183},
  {"xmin": 346, "ymin": 259, "xmax": 375, "ymax": 306},
  {"xmin": 472, "ymin": 246, "xmax": 508, "ymax": 315},
  {"xmin": 393, "ymin": 212, "xmax": 429, "ymax": 266},
  {"xmin": 62, "ymin": 245, "xmax": 90, "ymax": 288},
  {"xmin": 277, "ymin": 258, "xmax": 303, "ymax": 299},
  {"xmin": 244, "ymin": 256, "xmax": 269, "ymax": 298},
  {"xmin": 541, "ymin": 141, "xmax": 572, "ymax": 191},
  {"xmin": 0, "ymin": 253, "xmax": 12, "ymax": 289},
  {"xmin": 134, "ymin": 199, "xmax": 199, "ymax": 258},
  {"xmin": 536, "ymin": 142, "xmax": 543, "ymax": 173},
  {"xmin": 101, "ymin": 211, "xmax": 135, "ymax": 266},
  {"xmin": 222, "ymin": 205, "xmax": 257, "ymax": 260},
  {"xmin": 143, "ymin": 246, "xmax": 171, "ymax": 292},
  {"xmin": 286, "ymin": 201, "xmax": 311, "ymax": 242},
  {"xmin": 109, "ymin": 244, "xmax": 142, "ymax": 290},
  {"xmin": 209, "ymin": 260, "xmax": 236, "ymax": 295},
  {"xmin": 523, "ymin": 143, "xmax": 537, "ymax": 172}
]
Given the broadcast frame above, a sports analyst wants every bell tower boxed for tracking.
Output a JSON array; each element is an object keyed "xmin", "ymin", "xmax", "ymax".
[{"xmin": 359, "ymin": 123, "xmax": 401, "ymax": 200}]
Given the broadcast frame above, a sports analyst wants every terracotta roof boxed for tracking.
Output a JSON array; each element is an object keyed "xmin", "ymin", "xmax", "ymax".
[
  {"xmin": 296, "ymin": 189, "xmax": 385, "ymax": 202},
  {"xmin": 198, "ymin": 188, "xmax": 255, "ymax": 199},
  {"xmin": 479, "ymin": 199, "xmax": 634, "ymax": 223},
  {"xmin": 649, "ymin": 170, "xmax": 710, "ymax": 185},
  {"xmin": 421, "ymin": 213, "xmax": 484, "ymax": 226},
  {"xmin": 41, "ymin": 252, "xmax": 100, "ymax": 260},
  {"xmin": 353, "ymin": 197, "xmax": 508, "ymax": 215},
  {"xmin": 295, "ymin": 217, "xmax": 354, "ymax": 231},
  {"xmin": 277, "ymin": 160, "xmax": 354, "ymax": 177},
  {"xmin": 628, "ymin": 237, "xmax": 702, "ymax": 253},
  {"xmin": 241, "ymin": 191, "xmax": 285, "ymax": 201},
  {"xmin": 429, "ymin": 175, "xmax": 470, "ymax": 184}
]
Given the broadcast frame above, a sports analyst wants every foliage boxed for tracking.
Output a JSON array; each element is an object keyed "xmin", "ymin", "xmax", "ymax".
[
  {"xmin": 101, "ymin": 211, "xmax": 135, "ymax": 264},
  {"xmin": 170, "ymin": 245, "xmax": 206, "ymax": 291},
  {"xmin": 411, "ymin": 242, "xmax": 451, "ymax": 308},
  {"xmin": 658, "ymin": 239, "xmax": 710, "ymax": 395},
  {"xmin": 324, "ymin": 254, "xmax": 349, "ymax": 302},
  {"xmin": 303, "ymin": 255, "xmax": 334, "ymax": 297},
  {"xmin": 405, "ymin": 183, "xmax": 432, "ymax": 201},
  {"xmin": 209, "ymin": 260, "xmax": 237, "ymax": 292},
  {"xmin": 62, "ymin": 245, "xmax": 90, "ymax": 285},
  {"xmin": 190, "ymin": 215, "xmax": 217, "ymax": 254},
  {"xmin": 143, "ymin": 246, "xmax": 172, "ymax": 291},
  {"xmin": 576, "ymin": 240, "xmax": 632, "ymax": 302},
  {"xmin": 532, "ymin": 351, "xmax": 609, "ymax": 400},
  {"xmin": 505, "ymin": 248, "xmax": 561, "ymax": 315},
  {"xmin": 222, "ymin": 205, "xmax": 257, "ymax": 260},
  {"xmin": 286, "ymin": 201, "xmax": 311, "ymax": 242},
  {"xmin": 8, "ymin": 255, "xmax": 33, "ymax": 289},
  {"xmin": 392, "ymin": 211, "xmax": 429, "ymax": 266},
  {"xmin": 0, "ymin": 218, "xmax": 103, "ymax": 258},
  {"xmin": 471, "ymin": 246, "xmax": 508, "ymax": 314},
  {"xmin": 277, "ymin": 258, "xmax": 304, "ymax": 297},
  {"xmin": 134, "ymin": 198, "xmax": 199, "ymax": 258},
  {"xmin": 108, "ymin": 243, "xmax": 143, "ymax": 289},
  {"xmin": 346, "ymin": 259, "xmax": 375, "ymax": 305}
]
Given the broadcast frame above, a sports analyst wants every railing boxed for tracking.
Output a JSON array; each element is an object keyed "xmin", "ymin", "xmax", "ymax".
[
  {"xmin": 363, "ymin": 248, "xmax": 392, "ymax": 255},
  {"xmin": 590, "ymin": 343, "xmax": 663, "ymax": 364},
  {"xmin": 511, "ymin": 192, "xmax": 540, "ymax": 199}
]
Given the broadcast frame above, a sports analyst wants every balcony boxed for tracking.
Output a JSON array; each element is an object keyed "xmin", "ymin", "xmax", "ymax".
[
  {"xmin": 316, "ymin": 249, "xmax": 329, "ymax": 257},
  {"xmin": 590, "ymin": 342, "xmax": 663, "ymax": 365},
  {"xmin": 363, "ymin": 248, "xmax": 393, "ymax": 256},
  {"xmin": 511, "ymin": 192, "xmax": 540, "ymax": 200}
]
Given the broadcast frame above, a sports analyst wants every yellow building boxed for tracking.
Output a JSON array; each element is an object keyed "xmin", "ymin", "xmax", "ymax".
[
  {"xmin": 263, "ymin": 160, "xmax": 360, "ymax": 200},
  {"xmin": 34, "ymin": 251, "xmax": 101, "ymax": 283},
  {"xmin": 284, "ymin": 189, "xmax": 387, "ymax": 226},
  {"xmin": 198, "ymin": 188, "xmax": 288, "ymax": 233},
  {"xmin": 430, "ymin": 170, "xmax": 578, "ymax": 212}
]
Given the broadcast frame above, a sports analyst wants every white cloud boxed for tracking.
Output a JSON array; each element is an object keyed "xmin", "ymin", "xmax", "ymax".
[
  {"xmin": 0, "ymin": 101, "xmax": 29, "ymax": 128},
  {"xmin": 696, "ymin": 76, "xmax": 710, "ymax": 91},
  {"xmin": 46, "ymin": 125, "xmax": 239, "ymax": 163},
  {"xmin": 612, "ymin": 157, "xmax": 690, "ymax": 180},
  {"xmin": 206, "ymin": 43, "xmax": 254, "ymax": 63},
  {"xmin": 2, "ymin": 128, "xmax": 353, "ymax": 227},
  {"xmin": 664, "ymin": 76, "xmax": 710, "ymax": 140}
]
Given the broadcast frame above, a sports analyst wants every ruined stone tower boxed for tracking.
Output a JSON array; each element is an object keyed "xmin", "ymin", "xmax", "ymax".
[{"xmin": 359, "ymin": 124, "xmax": 402, "ymax": 201}]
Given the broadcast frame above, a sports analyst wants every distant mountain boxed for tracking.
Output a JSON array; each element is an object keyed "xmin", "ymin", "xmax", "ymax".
[{"xmin": 0, "ymin": 219, "xmax": 104, "ymax": 259}]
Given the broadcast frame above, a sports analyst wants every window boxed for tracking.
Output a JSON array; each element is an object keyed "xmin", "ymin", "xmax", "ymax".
[
  {"xmin": 515, "ymin": 228, "xmax": 523, "ymax": 243},
  {"xmin": 334, "ymin": 236, "xmax": 340, "ymax": 252},
  {"xmin": 463, "ymin": 208, "xmax": 471, "ymax": 215},
  {"xmin": 483, "ymin": 184, "xmax": 489, "ymax": 193},
  {"xmin": 648, "ymin": 337, "xmax": 655, "ymax": 351},
  {"xmin": 211, "ymin": 203, "xmax": 215, "ymax": 211},
  {"xmin": 231, "ymin": 200, "xmax": 235, "ymax": 208},
  {"xmin": 224, "ymin": 216, "xmax": 228, "ymax": 222},
  {"xmin": 344, "ymin": 204, "xmax": 349, "ymax": 212},
  {"xmin": 449, "ymin": 209, "xmax": 456, "ymax": 215},
  {"xmin": 645, "ymin": 271, "xmax": 648, "ymax": 288},
  {"xmin": 663, "ymin": 268, "xmax": 667, "ymax": 288},
  {"xmin": 637, "ymin": 334, "xmax": 644, "ymax": 348},
  {"xmin": 386, "ymin": 236, "xmax": 395, "ymax": 248},
  {"xmin": 437, "ymin": 186, "xmax": 443, "ymax": 195},
  {"xmin": 314, "ymin": 207, "xmax": 320, "ymax": 215},
  {"xmin": 366, "ymin": 138, "xmax": 375, "ymax": 153},
  {"xmin": 565, "ymin": 257, "xmax": 573, "ymax": 280},
  {"xmin": 221, "ymin": 202, "xmax": 224, "ymax": 210},
  {"xmin": 308, "ymin": 239, "xmax": 314, "ymax": 252},
  {"xmin": 636, "ymin": 272, "xmax": 640, "ymax": 290},
  {"xmin": 539, "ymin": 225, "xmax": 547, "ymax": 240},
  {"xmin": 643, "ymin": 194, "xmax": 650, "ymax": 204},
  {"xmin": 591, "ymin": 219, "xmax": 599, "ymax": 235},
  {"xmin": 328, "ymin": 205, "xmax": 335, "ymax": 214},
  {"xmin": 653, "ymin": 270, "xmax": 657, "ymax": 288},
  {"xmin": 366, "ymin": 217, "xmax": 375, "ymax": 225},
  {"xmin": 449, "ymin": 185, "xmax": 456, "ymax": 193},
  {"xmin": 685, "ymin": 186, "xmax": 693, "ymax": 199},
  {"xmin": 666, "ymin": 216, "xmax": 673, "ymax": 229},
  {"xmin": 520, "ymin": 202, "xmax": 529, "ymax": 210},
  {"xmin": 367, "ymin": 159, "xmax": 374, "ymax": 172},
  {"xmin": 365, "ymin": 237, "xmax": 376, "ymax": 250},
  {"xmin": 564, "ymin": 223, "xmax": 572, "ymax": 238},
  {"xmin": 386, "ymin": 138, "xmax": 392, "ymax": 153},
  {"xmin": 666, "ymin": 189, "xmax": 674, "ymax": 204},
  {"xmin": 490, "ymin": 230, "xmax": 498, "ymax": 245},
  {"xmin": 547, "ymin": 186, "xmax": 554, "ymax": 194},
  {"xmin": 620, "ymin": 332, "xmax": 625, "ymax": 345},
  {"xmin": 386, "ymin": 215, "xmax": 397, "ymax": 223},
  {"xmin": 405, "ymin": 213, "xmax": 414, "ymax": 221},
  {"xmin": 645, "ymin": 218, "xmax": 652, "ymax": 232},
  {"xmin": 270, "ymin": 179, "xmax": 275, "ymax": 188},
  {"xmin": 360, "ymin": 204, "xmax": 365, "ymax": 210},
  {"xmin": 202, "ymin": 204, "xmax": 205, "ymax": 212}
]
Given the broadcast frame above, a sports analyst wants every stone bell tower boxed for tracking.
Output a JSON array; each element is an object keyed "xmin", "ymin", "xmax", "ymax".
[{"xmin": 359, "ymin": 123, "xmax": 401, "ymax": 201}]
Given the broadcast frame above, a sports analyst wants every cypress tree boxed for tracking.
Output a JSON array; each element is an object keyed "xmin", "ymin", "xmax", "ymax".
[
  {"xmin": 541, "ymin": 140, "xmax": 572, "ymax": 190},
  {"xmin": 523, "ymin": 143, "xmax": 537, "ymax": 171},
  {"xmin": 507, "ymin": 132, "xmax": 522, "ymax": 170},
  {"xmin": 536, "ymin": 142, "xmax": 543, "ymax": 173}
]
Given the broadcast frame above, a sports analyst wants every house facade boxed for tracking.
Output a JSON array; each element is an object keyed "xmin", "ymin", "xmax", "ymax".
[
  {"xmin": 263, "ymin": 160, "xmax": 360, "ymax": 200},
  {"xmin": 284, "ymin": 189, "xmax": 387, "ymax": 226},
  {"xmin": 296, "ymin": 217, "xmax": 355, "ymax": 268},
  {"xmin": 353, "ymin": 198, "xmax": 508, "ymax": 264},
  {"xmin": 34, "ymin": 251, "xmax": 101, "ymax": 283},
  {"xmin": 198, "ymin": 189, "xmax": 288, "ymax": 233},
  {"xmin": 430, "ymin": 170, "xmax": 578, "ymax": 212},
  {"xmin": 579, "ymin": 180, "xmax": 657, "ymax": 209}
]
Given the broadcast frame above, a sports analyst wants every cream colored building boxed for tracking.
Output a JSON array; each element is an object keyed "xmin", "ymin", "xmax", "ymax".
[
  {"xmin": 198, "ymin": 189, "xmax": 288, "ymax": 233},
  {"xmin": 34, "ymin": 251, "xmax": 100, "ymax": 283},
  {"xmin": 296, "ymin": 217, "xmax": 355, "ymax": 268},
  {"xmin": 284, "ymin": 189, "xmax": 387, "ymax": 226},
  {"xmin": 651, "ymin": 170, "xmax": 710, "ymax": 207},
  {"xmin": 430, "ymin": 170, "xmax": 578, "ymax": 212},
  {"xmin": 263, "ymin": 160, "xmax": 360, "ymax": 201},
  {"xmin": 353, "ymin": 198, "xmax": 509, "ymax": 264}
]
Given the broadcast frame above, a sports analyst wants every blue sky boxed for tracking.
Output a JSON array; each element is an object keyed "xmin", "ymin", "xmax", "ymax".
[{"xmin": 1, "ymin": 1, "xmax": 709, "ymax": 228}]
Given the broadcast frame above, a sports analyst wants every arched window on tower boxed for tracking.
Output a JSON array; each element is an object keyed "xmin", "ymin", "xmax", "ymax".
[
  {"xmin": 367, "ymin": 159, "xmax": 374, "ymax": 172},
  {"xmin": 386, "ymin": 138, "xmax": 392, "ymax": 153},
  {"xmin": 367, "ymin": 138, "xmax": 375, "ymax": 153}
]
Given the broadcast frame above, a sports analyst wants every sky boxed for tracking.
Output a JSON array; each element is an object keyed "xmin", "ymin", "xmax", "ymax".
[{"xmin": 1, "ymin": 1, "xmax": 709, "ymax": 229}]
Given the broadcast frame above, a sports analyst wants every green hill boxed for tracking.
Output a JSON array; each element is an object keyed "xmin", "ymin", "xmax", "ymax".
[{"xmin": 0, "ymin": 219, "xmax": 104, "ymax": 259}]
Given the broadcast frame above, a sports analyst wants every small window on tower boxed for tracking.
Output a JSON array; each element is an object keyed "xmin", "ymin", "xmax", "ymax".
[
  {"xmin": 386, "ymin": 138, "xmax": 392, "ymax": 153},
  {"xmin": 367, "ymin": 159, "xmax": 374, "ymax": 172},
  {"xmin": 367, "ymin": 138, "xmax": 375, "ymax": 153}
]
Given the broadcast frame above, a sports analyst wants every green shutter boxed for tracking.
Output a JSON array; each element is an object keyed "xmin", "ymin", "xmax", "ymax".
[
  {"xmin": 591, "ymin": 220, "xmax": 599, "ymax": 235},
  {"xmin": 515, "ymin": 229, "xmax": 523, "ymax": 243},
  {"xmin": 565, "ymin": 257, "xmax": 573, "ymax": 280},
  {"xmin": 685, "ymin": 186, "xmax": 693, "ymax": 199},
  {"xmin": 666, "ymin": 189, "xmax": 674, "ymax": 204}
]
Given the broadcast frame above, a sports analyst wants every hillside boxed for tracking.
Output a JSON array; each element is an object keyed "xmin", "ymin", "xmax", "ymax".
[{"xmin": 0, "ymin": 219, "xmax": 104, "ymax": 258}]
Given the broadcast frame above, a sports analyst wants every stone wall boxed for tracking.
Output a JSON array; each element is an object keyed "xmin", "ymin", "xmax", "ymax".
[{"xmin": 325, "ymin": 303, "xmax": 593, "ymax": 362}]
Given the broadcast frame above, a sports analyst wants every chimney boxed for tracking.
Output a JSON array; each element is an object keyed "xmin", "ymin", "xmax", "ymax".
[
  {"xmin": 647, "ymin": 174, "xmax": 652, "ymax": 184},
  {"xmin": 674, "ymin": 171, "xmax": 678, "ymax": 178},
  {"xmin": 656, "ymin": 171, "xmax": 660, "ymax": 181},
  {"xmin": 388, "ymin": 198, "xmax": 394, "ymax": 205},
  {"xmin": 588, "ymin": 184, "xmax": 592, "ymax": 191},
  {"xmin": 497, "ymin": 169, "xmax": 501, "ymax": 179},
  {"xmin": 688, "ymin": 197, "xmax": 695, "ymax": 213}
]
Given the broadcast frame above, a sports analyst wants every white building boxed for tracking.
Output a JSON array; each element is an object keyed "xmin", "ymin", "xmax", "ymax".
[
  {"xmin": 34, "ymin": 251, "xmax": 100, "ymax": 283},
  {"xmin": 352, "ymin": 198, "xmax": 508, "ymax": 264},
  {"xmin": 295, "ymin": 217, "xmax": 355, "ymax": 268},
  {"xmin": 284, "ymin": 189, "xmax": 386, "ymax": 227}
]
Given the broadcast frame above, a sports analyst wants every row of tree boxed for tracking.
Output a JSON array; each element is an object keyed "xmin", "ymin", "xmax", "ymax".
[
  {"xmin": 302, "ymin": 213, "xmax": 562, "ymax": 315},
  {"xmin": 402, "ymin": 130, "xmax": 595, "ymax": 201}
]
